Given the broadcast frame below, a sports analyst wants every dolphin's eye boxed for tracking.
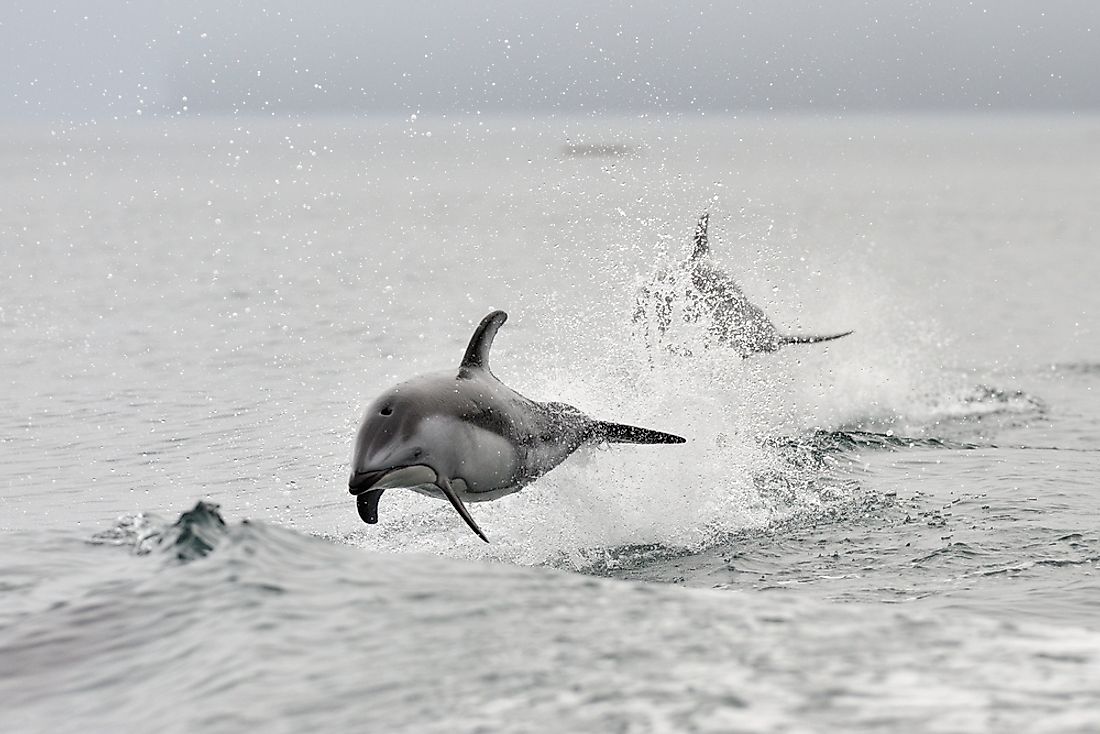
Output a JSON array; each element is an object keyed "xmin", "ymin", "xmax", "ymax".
[{"xmin": 380, "ymin": 406, "xmax": 393, "ymax": 416}]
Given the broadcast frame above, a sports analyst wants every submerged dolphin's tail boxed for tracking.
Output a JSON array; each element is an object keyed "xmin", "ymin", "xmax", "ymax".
[
  {"xmin": 778, "ymin": 330, "xmax": 853, "ymax": 346},
  {"xmin": 591, "ymin": 421, "xmax": 686, "ymax": 445}
]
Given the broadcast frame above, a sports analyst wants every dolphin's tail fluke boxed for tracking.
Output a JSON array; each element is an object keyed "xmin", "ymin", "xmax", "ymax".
[
  {"xmin": 778, "ymin": 330, "xmax": 853, "ymax": 346},
  {"xmin": 592, "ymin": 421, "xmax": 686, "ymax": 445}
]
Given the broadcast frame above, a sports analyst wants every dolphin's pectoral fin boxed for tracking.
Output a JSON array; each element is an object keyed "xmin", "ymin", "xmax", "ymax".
[
  {"xmin": 460, "ymin": 310, "xmax": 508, "ymax": 375},
  {"xmin": 778, "ymin": 330, "xmax": 853, "ymax": 346},
  {"xmin": 356, "ymin": 489, "xmax": 385, "ymax": 524},
  {"xmin": 436, "ymin": 476, "xmax": 490, "ymax": 543}
]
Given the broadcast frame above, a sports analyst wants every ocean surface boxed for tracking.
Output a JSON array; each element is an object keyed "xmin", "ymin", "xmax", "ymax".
[{"xmin": 2, "ymin": 114, "xmax": 1099, "ymax": 732}]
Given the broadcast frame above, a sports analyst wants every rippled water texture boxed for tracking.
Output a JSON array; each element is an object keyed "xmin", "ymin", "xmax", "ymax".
[{"xmin": 2, "ymin": 116, "xmax": 1100, "ymax": 732}]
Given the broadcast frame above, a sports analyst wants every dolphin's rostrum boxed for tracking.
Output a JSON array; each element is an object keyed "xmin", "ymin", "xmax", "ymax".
[{"xmin": 349, "ymin": 310, "xmax": 685, "ymax": 542}]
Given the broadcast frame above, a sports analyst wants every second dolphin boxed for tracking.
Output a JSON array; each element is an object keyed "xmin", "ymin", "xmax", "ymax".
[{"xmin": 635, "ymin": 213, "xmax": 852, "ymax": 357}]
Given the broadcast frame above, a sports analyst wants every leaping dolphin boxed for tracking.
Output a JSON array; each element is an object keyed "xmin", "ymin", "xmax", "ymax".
[
  {"xmin": 348, "ymin": 310, "xmax": 685, "ymax": 542},
  {"xmin": 635, "ymin": 212, "xmax": 852, "ymax": 357}
]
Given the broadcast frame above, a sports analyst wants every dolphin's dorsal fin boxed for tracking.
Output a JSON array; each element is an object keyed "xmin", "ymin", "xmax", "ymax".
[
  {"xmin": 689, "ymin": 212, "xmax": 710, "ymax": 260},
  {"xmin": 460, "ymin": 310, "xmax": 508, "ymax": 374}
]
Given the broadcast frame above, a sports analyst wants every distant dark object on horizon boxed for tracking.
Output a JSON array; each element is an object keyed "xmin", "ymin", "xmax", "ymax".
[{"xmin": 562, "ymin": 142, "xmax": 637, "ymax": 158}]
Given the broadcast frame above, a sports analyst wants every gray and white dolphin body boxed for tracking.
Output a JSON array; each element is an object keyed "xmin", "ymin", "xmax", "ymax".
[
  {"xmin": 635, "ymin": 213, "xmax": 852, "ymax": 357},
  {"xmin": 349, "ymin": 310, "xmax": 685, "ymax": 542}
]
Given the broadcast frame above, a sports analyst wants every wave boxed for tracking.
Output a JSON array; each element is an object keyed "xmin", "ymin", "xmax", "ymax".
[
  {"xmin": 766, "ymin": 428, "xmax": 986, "ymax": 456},
  {"xmin": 331, "ymin": 356, "xmax": 1044, "ymax": 569},
  {"xmin": 919, "ymin": 382, "xmax": 1045, "ymax": 420},
  {"xmin": 10, "ymin": 501, "xmax": 1100, "ymax": 734},
  {"xmin": 90, "ymin": 501, "xmax": 231, "ymax": 563}
]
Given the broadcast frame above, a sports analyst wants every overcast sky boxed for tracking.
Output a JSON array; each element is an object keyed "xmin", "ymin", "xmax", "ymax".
[{"xmin": 3, "ymin": 0, "xmax": 1099, "ymax": 119}]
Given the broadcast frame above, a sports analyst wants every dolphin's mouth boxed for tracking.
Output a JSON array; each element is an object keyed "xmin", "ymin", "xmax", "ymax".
[
  {"xmin": 348, "ymin": 465, "xmax": 438, "ymax": 495},
  {"xmin": 348, "ymin": 468, "xmax": 393, "ymax": 495}
]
